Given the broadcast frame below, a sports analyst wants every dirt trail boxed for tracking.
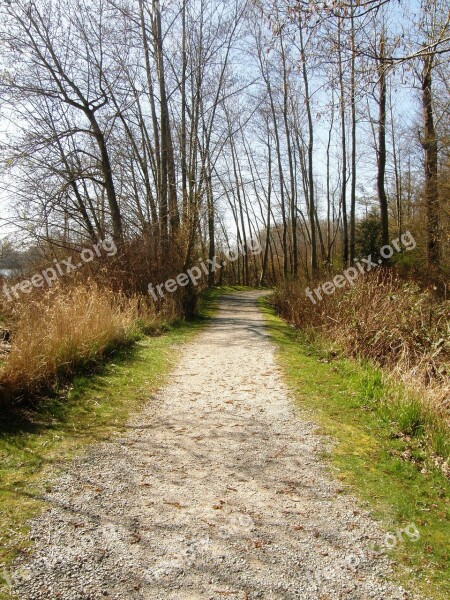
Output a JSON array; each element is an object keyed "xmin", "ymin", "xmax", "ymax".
[{"xmin": 11, "ymin": 291, "xmax": 416, "ymax": 600}]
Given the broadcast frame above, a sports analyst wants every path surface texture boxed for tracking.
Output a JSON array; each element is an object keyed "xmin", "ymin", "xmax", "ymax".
[{"xmin": 12, "ymin": 291, "xmax": 416, "ymax": 600}]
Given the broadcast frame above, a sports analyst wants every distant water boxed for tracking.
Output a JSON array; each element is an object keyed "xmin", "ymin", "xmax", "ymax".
[{"xmin": 0, "ymin": 269, "xmax": 16, "ymax": 278}]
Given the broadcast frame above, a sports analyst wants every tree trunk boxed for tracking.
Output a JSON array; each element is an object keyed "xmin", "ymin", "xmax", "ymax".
[
  {"xmin": 86, "ymin": 112, "xmax": 123, "ymax": 243},
  {"xmin": 350, "ymin": 9, "xmax": 357, "ymax": 263},
  {"xmin": 299, "ymin": 14, "xmax": 317, "ymax": 276},
  {"xmin": 281, "ymin": 41, "xmax": 298, "ymax": 277},
  {"xmin": 207, "ymin": 157, "xmax": 215, "ymax": 287},
  {"xmin": 377, "ymin": 34, "xmax": 389, "ymax": 249},
  {"xmin": 260, "ymin": 134, "xmax": 272, "ymax": 287},
  {"xmin": 326, "ymin": 90, "xmax": 335, "ymax": 267},
  {"xmin": 338, "ymin": 17, "xmax": 349, "ymax": 268},
  {"xmin": 421, "ymin": 54, "xmax": 440, "ymax": 269},
  {"xmin": 181, "ymin": 0, "xmax": 188, "ymax": 222}
]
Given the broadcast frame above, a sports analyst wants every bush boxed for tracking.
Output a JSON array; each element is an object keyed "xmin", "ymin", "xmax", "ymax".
[
  {"xmin": 355, "ymin": 211, "xmax": 383, "ymax": 259},
  {"xmin": 272, "ymin": 271, "xmax": 449, "ymax": 462}
]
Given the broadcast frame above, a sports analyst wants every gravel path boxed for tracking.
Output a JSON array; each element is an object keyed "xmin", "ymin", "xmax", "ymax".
[{"xmin": 11, "ymin": 291, "xmax": 417, "ymax": 600}]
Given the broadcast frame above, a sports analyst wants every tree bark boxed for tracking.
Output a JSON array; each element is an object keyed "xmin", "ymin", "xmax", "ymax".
[
  {"xmin": 350, "ymin": 8, "xmax": 357, "ymax": 263},
  {"xmin": 420, "ymin": 54, "xmax": 440, "ymax": 269},
  {"xmin": 338, "ymin": 17, "xmax": 349, "ymax": 268},
  {"xmin": 377, "ymin": 34, "xmax": 389, "ymax": 249},
  {"xmin": 299, "ymin": 14, "xmax": 317, "ymax": 276}
]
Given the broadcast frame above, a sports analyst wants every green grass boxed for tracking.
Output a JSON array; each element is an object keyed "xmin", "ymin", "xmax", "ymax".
[
  {"xmin": 0, "ymin": 308, "xmax": 213, "ymax": 598},
  {"xmin": 259, "ymin": 297, "xmax": 450, "ymax": 600}
]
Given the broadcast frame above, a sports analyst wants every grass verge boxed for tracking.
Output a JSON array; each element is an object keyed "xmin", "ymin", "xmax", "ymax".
[{"xmin": 259, "ymin": 297, "xmax": 449, "ymax": 600}]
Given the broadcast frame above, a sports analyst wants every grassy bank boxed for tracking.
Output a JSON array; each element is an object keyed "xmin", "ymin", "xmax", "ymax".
[
  {"xmin": 260, "ymin": 298, "xmax": 449, "ymax": 600},
  {"xmin": 272, "ymin": 273, "xmax": 449, "ymax": 409},
  {"xmin": 0, "ymin": 282, "xmax": 181, "ymax": 404}
]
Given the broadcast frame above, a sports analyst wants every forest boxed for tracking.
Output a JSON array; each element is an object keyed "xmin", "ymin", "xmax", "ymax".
[{"xmin": 0, "ymin": 2, "xmax": 449, "ymax": 599}]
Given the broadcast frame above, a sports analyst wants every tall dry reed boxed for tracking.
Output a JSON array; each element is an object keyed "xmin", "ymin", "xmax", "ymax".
[
  {"xmin": 273, "ymin": 271, "xmax": 449, "ymax": 407},
  {"xmin": 0, "ymin": 283, "xmax": 141, "ymax": 399}
]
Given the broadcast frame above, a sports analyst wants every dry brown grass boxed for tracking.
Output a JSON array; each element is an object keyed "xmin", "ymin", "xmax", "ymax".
[
  {"xmin": 0, "ymin": 233, "xmax": 201, "ymax": 404},
  {"xmin": 0, "ymin": 281, "xmax": 180, "ymax": 402},
  {"xmin": 273, "ymin": 271, "xmax": 449, "ymax": 408}
]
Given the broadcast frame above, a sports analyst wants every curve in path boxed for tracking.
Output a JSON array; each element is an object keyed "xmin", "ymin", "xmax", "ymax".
[{"xmin": 12, "ymin": 291, "xmax": 415, "ymax": 600}]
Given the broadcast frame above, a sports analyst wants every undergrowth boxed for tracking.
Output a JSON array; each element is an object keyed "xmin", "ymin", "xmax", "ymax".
[
  {"xmin": 272, "ymin": 271, "xmax": 449, "ymax": 463},
  {"xmin": 0, "ymin": 281, "xmax": 182, "ymax": 405}
]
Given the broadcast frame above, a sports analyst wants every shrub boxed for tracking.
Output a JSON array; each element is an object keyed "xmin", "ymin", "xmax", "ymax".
[{"xmin": 272, "ymin": 271, "xmax": 449, "ymax": 462}]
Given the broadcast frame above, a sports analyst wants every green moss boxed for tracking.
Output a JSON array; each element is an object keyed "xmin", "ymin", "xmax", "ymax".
[{"xmin": 259, "ymin": 297, "xmax": 450, "ymax": 600}]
